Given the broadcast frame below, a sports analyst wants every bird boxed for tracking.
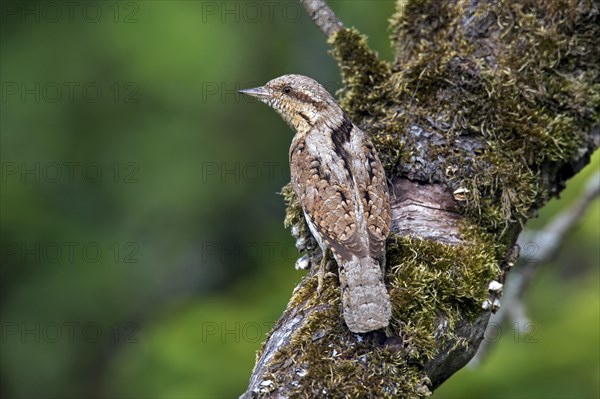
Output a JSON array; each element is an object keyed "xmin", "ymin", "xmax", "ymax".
[{"xmin": 240, "ymin": 74, "xmax": 391, "ymax": 333}]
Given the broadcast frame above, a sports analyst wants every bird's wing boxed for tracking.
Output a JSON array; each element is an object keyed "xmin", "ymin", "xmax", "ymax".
[
  {"xmin": 351, "ymin": 136, "xmax": 391, "ymax": 259},
  {"xmin": 289, "ymin": 136, "xmax": 366, "ymax": 261}
]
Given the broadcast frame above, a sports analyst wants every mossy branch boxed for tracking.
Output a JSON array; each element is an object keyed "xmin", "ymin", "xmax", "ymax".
[
  {"xmin": 472, "ymin": 169, "xmax": 600, "ymax": 366},
  {"xmin": 242, "ymin": 0, "xmax": 599, "ymax": 397}
]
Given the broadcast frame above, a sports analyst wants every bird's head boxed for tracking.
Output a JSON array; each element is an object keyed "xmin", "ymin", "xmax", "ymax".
[{"xmin": 239, "ymin": 74, "xmax": 341, "ymax": 133}]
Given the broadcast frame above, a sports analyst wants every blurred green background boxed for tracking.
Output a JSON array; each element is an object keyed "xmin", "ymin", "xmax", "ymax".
[{"xmin": 0, "ymin": 1, "xmax": 597, "ymax": 398}]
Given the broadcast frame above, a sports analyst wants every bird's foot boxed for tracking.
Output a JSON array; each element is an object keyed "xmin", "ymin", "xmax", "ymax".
[{"xmin": 317, "ymin": 248, "xmax": 335, "ymax": 296}]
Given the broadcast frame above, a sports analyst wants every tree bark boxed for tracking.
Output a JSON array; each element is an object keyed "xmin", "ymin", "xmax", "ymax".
[{"xmin": 242, "ymin": 0, "xmax": 599, "ymax": 397}]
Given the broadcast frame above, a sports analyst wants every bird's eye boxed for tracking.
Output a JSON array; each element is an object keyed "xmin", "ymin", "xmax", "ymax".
[{"xmin": 283, "ymin": 86, "xmax": 292, "ymax": 94}]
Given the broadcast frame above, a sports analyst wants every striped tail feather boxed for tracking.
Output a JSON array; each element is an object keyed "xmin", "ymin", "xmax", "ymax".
[{"xmin": 337, "ymin": 255, "xmax": 391, "ymax": 333}]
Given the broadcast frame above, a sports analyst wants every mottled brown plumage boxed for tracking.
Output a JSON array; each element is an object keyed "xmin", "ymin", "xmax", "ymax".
[{"xmin": 240, "ymin": 74, "xmax": 391, "ymax": 333}]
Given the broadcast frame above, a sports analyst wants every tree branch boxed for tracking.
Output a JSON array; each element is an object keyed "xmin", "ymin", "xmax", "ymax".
[
  {"xmin": 470, "ymin": 170, "xmax": 600, "ymax": 366},
  {"xmin": 241, "ymin": 0, "xmax": 599, "ymax": 397},
  {"xmin": 299, "ymin": 0, "xmax": 344, "ymax": 37}
]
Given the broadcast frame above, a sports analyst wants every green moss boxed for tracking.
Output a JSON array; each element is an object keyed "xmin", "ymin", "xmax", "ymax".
[
  {"xmin": 328, "ymin": 28, "xmax": 391, "ymax": 121},
  {"xmin": 387, "ymin": 232, "xmax": 499, "ymax": 361},
  {"xmin": 330, "ymin": 0, "xmax": 599, "ymax": 237},
  {"xmin": 262, "ymin": 273, "xmax": 432, "ymax": 398},
  {"xmin": 281, "ymin": 182, "xmax": 303, "ymax": 232}
]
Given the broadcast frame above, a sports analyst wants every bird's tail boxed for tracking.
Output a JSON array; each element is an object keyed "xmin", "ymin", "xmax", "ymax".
[{"xmin": 338, "ymin": 256, "xmax": 391, "ymax": 333}]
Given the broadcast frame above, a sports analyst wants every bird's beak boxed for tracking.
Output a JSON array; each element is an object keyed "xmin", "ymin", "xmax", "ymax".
[{"xmin": 239, "ymin": 86, "xmax": 270, "ymax": 100}]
